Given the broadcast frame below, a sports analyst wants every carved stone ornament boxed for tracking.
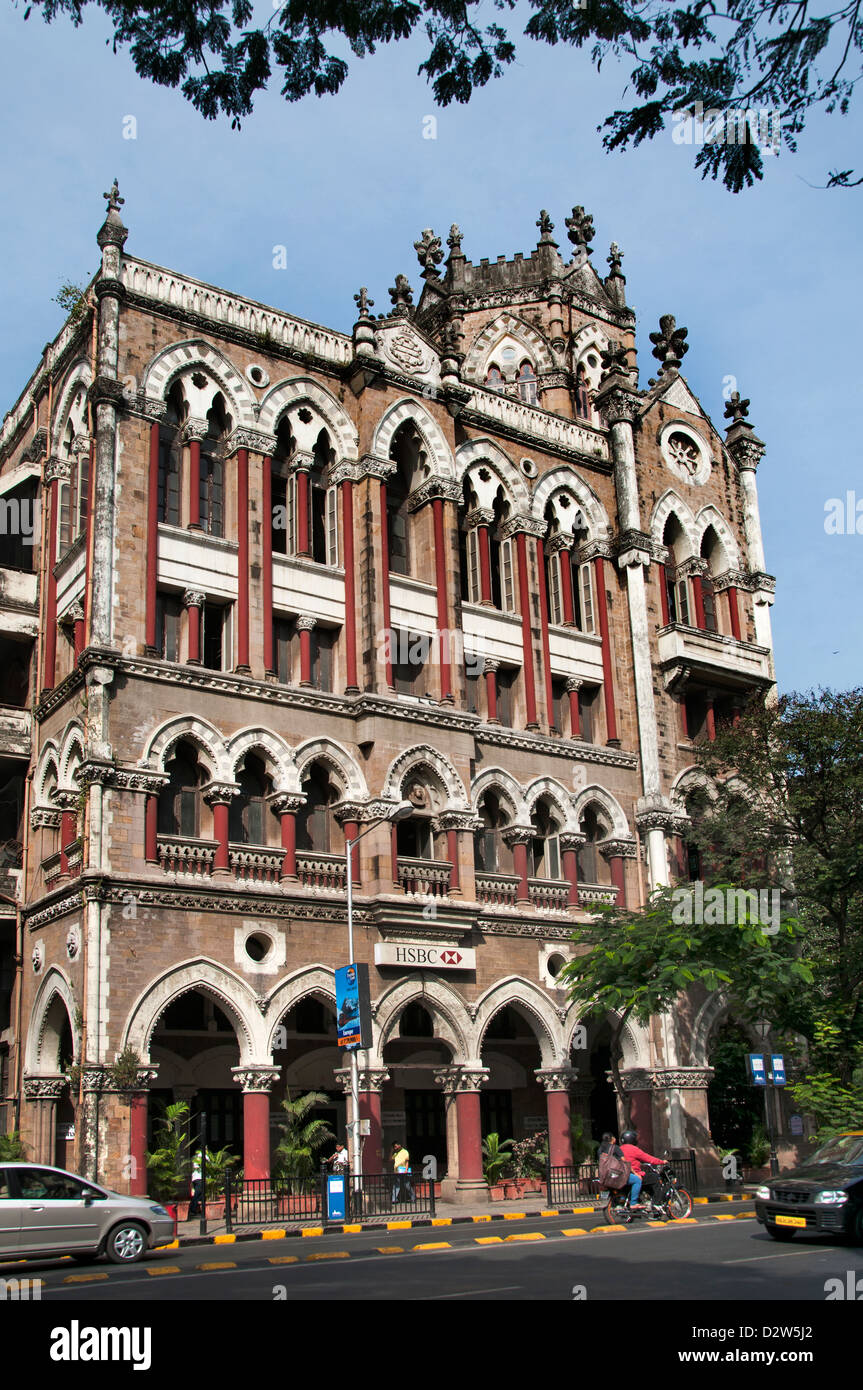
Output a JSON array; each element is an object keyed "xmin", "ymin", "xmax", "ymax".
[
  {"xmin": 24, "ymin": 1075, "xmax": 69, "ymax": 1101},
  {"xmin": 447, "ymin": 224, "xmax": 464, "ymax": 255},
  {"xmin": 334, "ymin": 1067, "xmax": 391, "ymax": 1094},
  {"xmin": 414, "ymin": 228, "xmax": 444, "ymax": 276},
  {"xmin": 565, "ymin": 205, "xmax": 595, "ymax": 253},
  {"xmin": 433, "ymin": 1066, "xmax": 489, "ymax": 1094},
  {"xmin": 649, "ymin": 314, "xmax": 689, "ymax": 372},
  {"xmin": 724, "ymin": 391, "xmax": 750, "ymax": 425},
  {"xmin": 183, "ymin": 589, "xmax": 206, "ymax": 610},
  {"xmin": 535, "ymin": 1067, "xmax": 579, "ymax": 1092},
  {"xmin": 598, "ymin": 837, "xmax": 638, "ymax": 860},
  {"xmin": 388, "ymin": 274, "xmax": 414, "ymax": 316},
  {"xmin": 231, "ymin": 1067, "xmax": 281, "ymax": 1094},
  {"xmin": 31, "ymin": 941, "xmax": 44, "ymax": 972},
  {"xmin": 66, "ymin": 924, "xmax": 80, "ymax": 959},
  {"xmin": 536, "ymin": 209, "xmax": 555, "ymax": 241},
  {"xmin": 202, "ymin": 781, "xmax": 241, "ymax": 806}
]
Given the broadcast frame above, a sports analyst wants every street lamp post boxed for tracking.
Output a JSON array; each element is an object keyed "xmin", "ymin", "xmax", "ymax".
[
  {"xmin": 755, "ymin": 1020, "xmax": 780, "ymax": 1178},
  {"xmin": 345, "ymin": 800, "xmax": 413, "ymax": 1202}
]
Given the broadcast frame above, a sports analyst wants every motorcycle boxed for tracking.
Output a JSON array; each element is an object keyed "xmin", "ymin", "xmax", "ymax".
[{"xmin": 603, "ymin": 1160, "xmax": 693, "ymax": 1225}]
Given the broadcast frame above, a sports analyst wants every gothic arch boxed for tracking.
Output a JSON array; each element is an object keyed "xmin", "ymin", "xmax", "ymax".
[
  {"xmin": 375, "ymin": 977, "xmax": 471, "ymax": 1060},
  {"xmin": 471, "ymin": 767, "xmax": 527, "ymax": 824},
  {"xmin": 650, "ymin": 490, "xmax": 699, "ymax": 557},
  {"xmin": 26, "ymin": 967, "xmax": 78, "ymax": 1073},
  {"xmin": 455, "ymin": 439, "xmax": 531, "ymax": 514},
  {"xmin": 523, "ymin": 776, "xmax": 579, "ymax": 832},
  {"xmin": 572, "ymin": 1010, "xmax": 652, "ymax": 1070},
  {"xmin": 142, "ymin": 716, "xmax": 230, "ymax": 782},
  {"xmin": 462, "ymin": 312, "xmax": 555, "ymax": 383},
  {"xmin": 33, "ymin": 743, "xmax": 60, "ymax": 808},
  {"xmin": 381, "ymin": 745, "xmax": 469, "ymax": 810},
  {"xmin": 121, "ymin": 958, "xmax": 265, "ymax": 1064},
  {"xmin": 371, "ymin": 399, "xmax": 455, "ymax": 479},
  {"xmin": 58, "ymin": 723, "xmax": 86, "ymax": 792},
  {"xmin": 292, "ymin": 738, "xmax": 368, "ymax": 800},
  {"xmin": 140, "ymin": 339, "xmax": 257, "ymax": 427},
  {"xmin": 472, "ymin": 977, "xmax": 562, "ymax": 1068},
  {"xmin": 52, "ymin": 360, "xmax": 92, "ymax": 445},
  {"xmin": 226, "ymin": 728, "xmax": 297, "ymax": 793},
  {"xmin": 257, "ymin": 376, "xmax": 358, "ymax": 461},
  {"xmin": 573, "ymin": 785, "xmax": 631, "ymax": 839},
  {"xmin": 670, "ymin": 765, "xmax": 719, "ymax": 812},
  {"xmin": 265, "ymin": 966, "xmax": 337, "ymax": 1052},
  {"xmin": 531, "ymin": 466, "xmax": 611, "ymax": 540},
  {"xmin": 571, "ymin": 323, "xmax": 611, "ymax": 366},
  {"xmin": 695, "ymin": 505, "xmax": 741, "ymax": 570}
]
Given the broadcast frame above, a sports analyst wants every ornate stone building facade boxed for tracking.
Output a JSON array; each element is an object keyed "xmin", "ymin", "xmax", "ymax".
[{"xmin": 0, "ymin": 188, "xmax": 776, "ymax": 1197}]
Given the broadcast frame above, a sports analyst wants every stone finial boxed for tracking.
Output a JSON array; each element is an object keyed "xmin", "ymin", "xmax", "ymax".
[
  {"xmin": 724, "ymin": 391, "xmax": 750, "ymax": 424},
  {"xmin": 104, "ymin": 179, "xmax": 125, "ymax": 214},
  {"xmin": 414, "ymin": 228, "xmax": 444, "ymax": 277},
  {"xmin": 388, "ymin": 274, "xmax": 414, "ymax": 316},
  {"xmin": 607, "ymin": 242, "xmax": 623, "ymax": 275},
  {"xmin": 353, "ymin": 287, "xmax": 375, "ymax": 319},
  {"xmin": 536, "ymin": 209, "xmax": 555, "ymax": 241},
  {"xmin": 97, "ymin": 178, "xmax": 128, "ymax": 251},
  {"xmin": 447, "ymin": 224, "xmax": 464, "ymax": 255},
  {"xmin": 564, "ymin": 205, "xmax": 595, "ymax": 254},
  {"xmin": 599, "ymin": 340, "xmax": 632, "ymax": 380},
  {"xmin": 649, "ymin": 314, "xmax": 689, "ymax": 372}
]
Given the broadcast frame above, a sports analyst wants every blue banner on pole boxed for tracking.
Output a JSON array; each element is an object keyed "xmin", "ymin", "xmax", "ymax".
[
  {"xmin": 335, "ymin": 962, "xmax": 372, "ymax": 1050},
  {"xmin": 771, "ymin": 1054, "xmax": 786, "ymax": 1085},
  {"xmin": 748, "ymin": 1052, "xmax": 767, "ymax": 1085}
]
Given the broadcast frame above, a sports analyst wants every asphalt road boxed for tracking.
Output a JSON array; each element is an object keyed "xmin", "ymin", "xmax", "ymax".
[{"xmin": 5, "ymin": 1206, "xmax": 862, "ymax": 1302}]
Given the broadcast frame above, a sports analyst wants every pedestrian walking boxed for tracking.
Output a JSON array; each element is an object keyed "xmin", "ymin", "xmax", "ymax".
[{"xmin": 390, "ymin": 1140, "xmax": 412, "ymax": 1203}]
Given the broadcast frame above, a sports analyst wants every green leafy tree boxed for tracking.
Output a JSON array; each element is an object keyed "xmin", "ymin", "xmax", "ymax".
[
  {"xmin": 0, "ymin": 1132, "xmax": 28, "ymax": 1161},
  {"xmin": 272, "ymin": 1090, "xmax": 335, "ymax": 1187},
  {"xmin": 693, "ymin": 689, "xmax": 863, "ymax": 1083},
  {"xmin": 21, "ymin": 0, "xmax": 863, "ymax": 188},
  {"xmin": 558, "ymin": 885, "xmax": 810, "ymax": 1125}
]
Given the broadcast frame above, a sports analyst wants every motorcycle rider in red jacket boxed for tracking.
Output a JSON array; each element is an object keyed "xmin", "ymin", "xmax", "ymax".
[{"xmin": 619, "ymin": 1130, "xmax": 667, "ymax": 1207}]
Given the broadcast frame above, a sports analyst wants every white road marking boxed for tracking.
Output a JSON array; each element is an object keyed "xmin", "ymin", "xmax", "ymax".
[{"xmin": 428, "ymin": 1285, "xmax": 522, "ymax": 1299}]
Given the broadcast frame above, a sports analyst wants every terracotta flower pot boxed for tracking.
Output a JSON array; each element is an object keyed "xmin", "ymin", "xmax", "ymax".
[{"xmin": 488, "ymin": 1185, "xmax": 505, "ymax": 1202}]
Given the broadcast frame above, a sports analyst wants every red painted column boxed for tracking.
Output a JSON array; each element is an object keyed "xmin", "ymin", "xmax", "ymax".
[
  {"xmin": 477, "ymin": 525, "xmax": 493, "ymax": 604},
  {"xmin": 129, "ymin": 1093, "xmax": 149, "ymax": 1196},
  {"xmin": 432, "ymin": 498, "xmax": 452, "ymax": 701},
  {"xmin": 212, "ymin": 801, "xmax": 230, "ymax": 873},
  {"xmin": 727, "ymin": 586, "xmax": 741, "ymax": 640},
  {"xmin": 73, "ymin": 615, "xmax": 84, "ymax": 661},
  {"xmin": 566, "ymin": 678, "xmax": 582, "ymax": 738},
  {"xmin": 262, "ymin": 455, "xmax": 274, "ymax": 673},
  {"xmin": 360, "ymin": 1090, "xmax": 383, "ymax": 1175},
  {"xmin": 296, "ymin": 467, "xmax": 310, "ymax": 556},
  {"xmin": 188, "ymin": 439, "xmax": 201, "ymax": 528},
  {"xmin": 146, "ymin": 423, "xmax": 159, "ymax": 649},
  {"xmin": 297, "ymin": 616, "xmax": 314, "ymax": 685},
  {"xmin": 513, "ymin": 839, "xmax": 530, "ymax": 902},
  {"xmin": 516, "ymin": 531, "xmax": 538, "ymax": 729},
  {"xmin": 186, "ymin": 600, "xmax": 202, "ymax": 664},
  {"xmin": 242, "ymin": 1092, "xmax": 271, "ymax": 1180},
  {"xmin": 562, "ymin": 848, "xmax": 579, "ymax": 907},
  {"xmin": 455, "ymin": 1090, "xmax": 484, "ymax": 1183},
  {"xmin": 659, "ymin": 564, "xmax": 671, "ymax": 626},
  {"xmin": 236, "ymin": 447, "xmax": 250, "ymax": 670},
  {"xmin": 43, "ymin": 478, "xmax": 58, "ymax": 690},
  {"xmin": 344, "ymin": 821, "xmax": 360, "ymax": 884},
  {"xmin": 379, "ymin": 482, "xmax": 393, "ymax": 689},
  {"xmin": 279, "ymin": 808, "xmax": 297, "ymax": 880},
  {"xmin": 608, "ymin": 855, "xmax": 627, "ymax": 907},
  {"xmin": 60, "ymin": 810, "xmax": 77, "ymax": 874},
  {"xmin": 145, "ymin": 795, "xmax": 158, "ymax": 863},
  {"xmin": 484, "ymin": 660, "xmax": 498, "ymax": 722},
  {"xmin": 546, "ymin": 1089, "xmax": 573, "ymax": 1168},
  {"xmin": 706, "ymin": 695, "xmax": 716, "ymax": 742},
  {"xmin": 341, "ymin": 481, "xmax": 359, "ymax": 693},
  {"xmin": 594, "ymin": 558, "xmax": 619, "ymax": 744},
  {"xmin": 559, "ymin": 546, "xmax": 575, "ymax": 625},
  {"xmin": 447, "ymin": 828, "xmax": 460, "ymax": 893},
  {"xmin": 692, "ymin": 573, "xmax": 706, "ymax": 630},
  {"xmin": 535, "ymin": 537, "xmax": 554, "ymax": 732}
]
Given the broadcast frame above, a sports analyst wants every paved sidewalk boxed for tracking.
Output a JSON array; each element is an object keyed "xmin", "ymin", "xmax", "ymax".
[{"xmin": 170, "ymin": 1186, "xmax": 756, "ymax": 1248}]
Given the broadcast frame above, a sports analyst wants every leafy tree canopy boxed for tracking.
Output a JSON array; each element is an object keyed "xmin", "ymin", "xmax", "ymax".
[{"xmin": 20, "ymin": 0, "xmax": 863, "ymax": 190}]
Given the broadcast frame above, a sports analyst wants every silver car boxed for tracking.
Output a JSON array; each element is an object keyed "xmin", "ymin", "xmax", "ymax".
[{"xmin": 0, "ymin": 1163, "xmax": 175, "ymax": 1264}]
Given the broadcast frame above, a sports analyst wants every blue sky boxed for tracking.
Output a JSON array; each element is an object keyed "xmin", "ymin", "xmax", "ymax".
[{"xmin": 1, "ymin": 4, "xmax": 860, "ymax": 695}]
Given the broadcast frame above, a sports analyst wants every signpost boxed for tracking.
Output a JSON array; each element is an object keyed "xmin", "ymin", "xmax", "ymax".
[{"xmin": 748, "ymin": 1051, "xmax": 785, "ymax": 1176}]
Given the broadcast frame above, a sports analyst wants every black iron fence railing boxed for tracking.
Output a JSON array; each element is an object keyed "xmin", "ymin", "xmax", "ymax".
[
  {"xmin": 669, "ymin": 1149, "xmax": 699, "ymax": 1194},
  {"xmin": 546, "ymin": 1163, "xmax": 603, "ymax": 1205},
  {"xmin": 225, "ymin": 1167, "xmax": 436, "ymax": 1229}
]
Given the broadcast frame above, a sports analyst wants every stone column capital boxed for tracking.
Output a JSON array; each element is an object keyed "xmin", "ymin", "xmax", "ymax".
[
  {"xmin": 183, "ymin": 589, "xmax": 206, "ymax": 610},
  {"xmin": 433, "ymin": 1065, "xmax": 489, "ymax": 1094},
  {"xmin": 599, "ymin": 836, "xmax": 638, "ymax": 861},
  {"xmin": 202, "ymin": 781, "xmax": 241, "ymax": 807},
  {"xmin": 182, "ymin": 418, "xmax": 210, "ymax": 443},
  {"xmin": 534, "ymin": 1067, "xmax": 580, "ymax": 1093},
  {"xmin": 270, "ymin": 792, "xmax": 306, "ymax": 815},
  {"xmin": 564, "ymin": 676, "xmax": 583, "ymax": 693},
  {"xmin": 334, "ymin": 1067, "xmax": 390, "ymax": 1094},
  {"xmin": 23, "ymin": 1074, "xmax": 69, "ymax": 1101},
  {"xmin": 295, "ymin": 614, "xmax": 317, "ymax": 632},
  {"xmin": 464, "ymin": 507, "xmax": 495, "ymax": 530},
  {"xmin": 501, "ymin": 825, "xmax": 534, "ymax": 848},
  {"xmin": 559, "ymin": 831, "xmax": 586, "ymax": 853},
  {"xmin": 231, "ymin": 1066, "xmax": 281, "ymax": 1094}
]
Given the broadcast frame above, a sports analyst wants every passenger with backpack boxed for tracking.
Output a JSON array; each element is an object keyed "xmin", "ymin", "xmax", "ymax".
[{"xmin": 597, "ymin": 1132, "xmax": 642, "ymax": 1208}]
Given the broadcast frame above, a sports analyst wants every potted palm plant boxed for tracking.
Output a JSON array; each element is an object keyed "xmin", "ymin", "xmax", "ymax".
[
  {"xmin": 272, "ymin": 1090, "xmax": 335, "ymax": 1215},
  {"xmin": 146, "ymin": 1100, "xmax": 193, "ymax": 1215},
  {"xmin": 482, "ymin": 1132, "xmax": 513, "ymax": 1201}
]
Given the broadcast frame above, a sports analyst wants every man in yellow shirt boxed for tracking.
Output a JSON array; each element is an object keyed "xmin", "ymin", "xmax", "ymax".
[{"xmin": 390, "ymin": 1141, "xmax": 412, "ymax": 1203}]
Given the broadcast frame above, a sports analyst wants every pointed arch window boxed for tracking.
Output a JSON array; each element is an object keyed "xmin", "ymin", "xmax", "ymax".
[
  {"xmin": 576, "ymin": 805, "xmax": 610, "ymax": 885},
  {"xmin": 158, "ymin": 741, "xmax": 204, "ymax": 837},
  {"xmin": 199, "ymin": 397, "xmax": 228, "ymax": 537},
  {"xmin": 296, "ymin": 762, "xmax": 342, "ymax": 853},
  {"xmin": 529, "ymin": 799, "xmax": 562, "ymax": 879},
  {"xmin": 474, "ymin": 791, "xmax": 513, "ymax": 874},
  {"xmin": 517, "ymin": 360, "xmax": 537, "ymax": 405},
  {"xmin": 485, "ymin": 364, "xmax": 505, "ymax": 392},
  {"xmin": 229, "ymin": 753, "xmax": 273, "ymax": 846},
  {"xmin": 157, "ymin": 384, "xmax": 184, "ymax": 527},
  {"xmin": 575, "ymin": 364, "xmax": 592, "ymax": 420}
]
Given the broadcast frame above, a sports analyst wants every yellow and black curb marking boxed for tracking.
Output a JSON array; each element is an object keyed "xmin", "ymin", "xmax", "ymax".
[
  {"xmin": 167, "ymin": 1193, "xmax": 754, "ymax": 1252},
  {"xmin": 47, "ymin": 1209, "xmax": 756, "ymax": 1282}
]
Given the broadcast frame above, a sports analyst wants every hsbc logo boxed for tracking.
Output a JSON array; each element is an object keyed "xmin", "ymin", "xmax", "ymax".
[{"xmin": 374, "ymin": 943, "xmax": 476, "ymax": 972}]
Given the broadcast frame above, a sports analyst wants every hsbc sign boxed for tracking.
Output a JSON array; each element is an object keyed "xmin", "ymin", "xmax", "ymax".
[{"xmin": 374, "ymin": 943, "xmax": 476, "ymax": 971}]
